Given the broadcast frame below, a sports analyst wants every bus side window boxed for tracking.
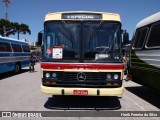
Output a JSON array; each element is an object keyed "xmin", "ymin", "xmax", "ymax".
[
  {"xmin": 0, "ymin": 42, "xmax": 6, "ymax": 52},
  {"xmin": 133, "ymin": 27, "xmax": 148, "ymax": 49},
  {"xmin": 146, "ymin": 22, "xmax": 160, "ymax": 48},
  {"xmin": 11, "ymin": 43, "xmax": 23, "ymax": 52},
  {"xmin": 0, "ymin": 42, "xmax": 12, "ymax": 52},
  {"xmin": 22, "ymin": 45, "xmax": 30, "ymax": 52}
]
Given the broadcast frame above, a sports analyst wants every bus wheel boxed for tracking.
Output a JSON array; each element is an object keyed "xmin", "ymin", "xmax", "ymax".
[{"xmin": 14, "ymin": 64, "xmax": 20, "ymax": 73}]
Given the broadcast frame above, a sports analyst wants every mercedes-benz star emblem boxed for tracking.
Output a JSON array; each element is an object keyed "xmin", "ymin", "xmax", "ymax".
[{"xmin": 77, "ymin": 72, "xmax": 86, "ymax": 81}]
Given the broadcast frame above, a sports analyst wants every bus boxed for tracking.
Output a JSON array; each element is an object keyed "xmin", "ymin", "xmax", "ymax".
[
  {"xmin": 130, "ymin": 12, "xmax": 160, "ymax": 91},
  {"xmin": 0, "ymin": 36, "xmax": 30, "ymax": 74},
  {"xmin": 37, "ymin": 11, "xmax": 124, "ymax": 96}
]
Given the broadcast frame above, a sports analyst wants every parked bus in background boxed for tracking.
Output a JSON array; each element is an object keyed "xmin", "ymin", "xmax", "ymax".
[
  {"xmin": 37, "ymin": 11, "xmax": 125, "ymax": 96},
  {"xmin": 0, "ymin": 36, "xmax": 30, "ymax": 74},
  {"xmin": 130, "ymin": 12, "xmax": 160, "ymax": 91}
]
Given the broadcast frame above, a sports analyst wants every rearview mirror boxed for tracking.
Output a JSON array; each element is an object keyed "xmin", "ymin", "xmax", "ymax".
[{"xmin": 36, "ymin": 32, "xmax": 43, "ymax": 46}]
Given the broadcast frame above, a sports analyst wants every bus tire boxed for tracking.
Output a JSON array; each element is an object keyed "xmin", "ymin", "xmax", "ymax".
[{"xmin": 14, "ymin": 63, "xmax": 21, "ymax": 74}]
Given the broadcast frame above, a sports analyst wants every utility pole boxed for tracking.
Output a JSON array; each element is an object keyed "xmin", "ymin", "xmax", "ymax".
[{"xmin": 2, "ymin": 0, "xmax": 12, "ymax": 20}]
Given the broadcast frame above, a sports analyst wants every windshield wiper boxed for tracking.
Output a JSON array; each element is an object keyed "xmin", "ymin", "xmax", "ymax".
[
  {"xmin": 61, "ymin": 21, "xmax": 74, "ymax": 44},
  {"xmin": 89, "ymin": 21, "xmax": 104, "ymax": 46}
]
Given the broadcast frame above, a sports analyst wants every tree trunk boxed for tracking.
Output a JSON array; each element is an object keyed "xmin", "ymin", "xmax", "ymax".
[{"xmin": 18, "ymin": 29, "xmax": 20, "ymax": 40}]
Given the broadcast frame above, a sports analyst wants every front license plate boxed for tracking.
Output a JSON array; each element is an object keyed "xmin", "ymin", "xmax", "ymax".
[{"xmin": 73, "ymin": 90, "xmax": 88, "ymax": 95}]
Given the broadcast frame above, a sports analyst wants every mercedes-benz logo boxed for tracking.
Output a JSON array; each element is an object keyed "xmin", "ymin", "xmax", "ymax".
[{"xmin": 77, "ymin": 72, "xmax": 86, "ymax": 81}]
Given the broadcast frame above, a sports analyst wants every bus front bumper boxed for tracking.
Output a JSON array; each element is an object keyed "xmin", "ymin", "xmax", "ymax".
[{"xmin": 41, "ymin": 84, "xmax": 124, "ymax": 96}]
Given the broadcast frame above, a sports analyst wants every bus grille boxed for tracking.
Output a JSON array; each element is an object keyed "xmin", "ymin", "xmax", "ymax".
[
  {"xmin": 58, "ymin": 72, "xmax": 106, "ymax": 82},
  {"xmin": 43, "ymin": 71, "xmax": 122, "ymax": 87}
]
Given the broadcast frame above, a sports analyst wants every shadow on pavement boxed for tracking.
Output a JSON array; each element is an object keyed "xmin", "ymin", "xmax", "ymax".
[
  {"xmin": 125, "ymin": 86, "xmax": 160, "ymax": 109},
  {"xmin": 0, "ymin": 69, "xmax": 29, "ymax": 80},
  {"xmin": 44, "ymin": 95, "xmax": 121, "ymax": 110}
]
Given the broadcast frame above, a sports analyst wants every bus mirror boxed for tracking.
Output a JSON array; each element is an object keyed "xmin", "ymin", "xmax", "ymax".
[
  {"xmin": 37, "ymin": 32, "xmax": 43, "ymax": 46},
  {"xmin": 123, "ymin": 30, "xmax": 129, "ymax": 45}
]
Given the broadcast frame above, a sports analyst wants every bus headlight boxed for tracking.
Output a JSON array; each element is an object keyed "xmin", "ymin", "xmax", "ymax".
[
  {"xmin": 106, "ymin": 74, "xmax": 111, "ymax": 79},
  {"xmin": 52, "ymin": 73, "xmax": 57, "ymax": 78},
  {"xmin": 45, "ymin": 73, "xmax": 50, "ymax": 78},
  {"xmin": 114, "ymin": 74, "xmax": 119, "ymax": 80}
]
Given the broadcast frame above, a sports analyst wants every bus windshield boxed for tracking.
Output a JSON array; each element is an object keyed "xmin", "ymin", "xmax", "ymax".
[{"xmin": 44, "ymin": 21, "xmax": 122, "ymax": 63}]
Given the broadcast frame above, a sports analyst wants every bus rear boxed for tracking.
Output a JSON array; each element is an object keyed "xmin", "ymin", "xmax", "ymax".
[{"xmin": 39, "ymin": 11, "xmax": 124, "ymax": 96}]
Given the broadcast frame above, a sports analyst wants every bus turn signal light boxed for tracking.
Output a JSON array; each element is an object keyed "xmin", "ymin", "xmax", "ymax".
[
  {"xmin": 45, "ymin": 81, "xmax": 50, "ymax": 84},
  {"xmin": 106, "ymin": 83, "xmax": 112, "ymax": 86},
  {"xmin": 113, "ymin": 82, "xmax": 119, "ymax": 86},
  {"xmin": 51, "ymin": 82, "xmax": 56, "ymax": 85}
]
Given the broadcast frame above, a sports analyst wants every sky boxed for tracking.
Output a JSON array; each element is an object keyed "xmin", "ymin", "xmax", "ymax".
[{"xmin": 0, "ymin": 0, "xmax": 160, "ymax": 42}]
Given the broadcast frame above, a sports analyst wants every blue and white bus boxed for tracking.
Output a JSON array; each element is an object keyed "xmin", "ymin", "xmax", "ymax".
[{"xmin": 0, "ymin": 36, "xmax": 31, "ymax": 74}]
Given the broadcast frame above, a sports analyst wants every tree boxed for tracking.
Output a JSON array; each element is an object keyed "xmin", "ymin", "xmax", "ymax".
[
  {"xmin": 0, "ymin": 19, "xmax": 12, "ymax": 37},
  {"xmin": 0, "ymin": 19, "xmax": 31, "ymax": 40},
  {"xmin": 0, "ymin": 19, "xmax": 5, "ymax": 36},
  {"xmin": 13, "ymin": 23, "xmax": 31, "ymax": 40}
]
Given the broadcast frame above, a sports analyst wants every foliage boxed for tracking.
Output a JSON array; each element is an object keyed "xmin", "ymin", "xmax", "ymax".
[
  {"xmin": 0, "ymin": 19, "xmax": 11, "ymax": 36},
  {"xmin": 0, "ymin": 19, "xmax": 31, "ymax": 39}
]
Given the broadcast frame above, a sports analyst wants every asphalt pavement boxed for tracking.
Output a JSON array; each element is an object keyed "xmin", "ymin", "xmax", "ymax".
[{"xmin": 0, "ymin": 63, "xmax": 159, "ymax": 120}]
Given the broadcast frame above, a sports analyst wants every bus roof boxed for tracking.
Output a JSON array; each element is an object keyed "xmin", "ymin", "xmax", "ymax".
[
  {"xmin": 136, "ymin": 12, "xmax": 160, "ymax": 29},
  {"xmin": 0, "ymin": 36, "xmax": 29, "ymax": 44},
  {"xmin": 45, "ymin": 11, "xmax": 121, "ymax": 22}
]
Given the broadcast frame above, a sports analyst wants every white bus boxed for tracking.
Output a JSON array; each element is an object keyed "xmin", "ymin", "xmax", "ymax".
[{"xmin": 130, "ymin": 12, "xmax": 160, "ymax": 91}]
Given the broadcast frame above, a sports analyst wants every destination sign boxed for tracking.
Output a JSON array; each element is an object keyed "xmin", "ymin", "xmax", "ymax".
[{"xmin": 62, "ymin": 13, "xmax": 102, "ymax": 19}]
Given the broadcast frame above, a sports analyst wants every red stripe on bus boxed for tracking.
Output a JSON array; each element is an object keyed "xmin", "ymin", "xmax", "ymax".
[{"xmin": 41, "ymin": 63, "xmax": 124, "ymax": 70}]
